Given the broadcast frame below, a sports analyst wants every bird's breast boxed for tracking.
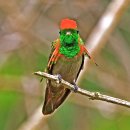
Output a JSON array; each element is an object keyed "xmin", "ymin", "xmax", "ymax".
[{"xmin": 52, "ymin": 55, "xmax": 83, "ymax": 83}]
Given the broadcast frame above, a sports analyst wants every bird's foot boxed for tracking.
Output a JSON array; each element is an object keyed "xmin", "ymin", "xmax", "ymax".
[
  {"xmin": 56, "ymin": 74, "xmax": 62, "ymax": 84},
  {"xmin": 72, "ymin": 81, "xmax": 79, "ymax": 92}
]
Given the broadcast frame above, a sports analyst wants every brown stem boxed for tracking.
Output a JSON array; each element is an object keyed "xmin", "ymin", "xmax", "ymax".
[{"xmin": 34, "ymin": 71, "xmax": 130, "ymax": 108}]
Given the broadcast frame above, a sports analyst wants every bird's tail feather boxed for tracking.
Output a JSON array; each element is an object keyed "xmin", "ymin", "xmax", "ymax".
[{"xmin": 42, "ymin": 82, "xmax": 70, "ymax": 115}]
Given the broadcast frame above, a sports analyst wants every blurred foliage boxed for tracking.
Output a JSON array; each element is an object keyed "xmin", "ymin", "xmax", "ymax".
[{"xmin": 0, "ymin": 0, "xmax": 130, "ymax": 130}]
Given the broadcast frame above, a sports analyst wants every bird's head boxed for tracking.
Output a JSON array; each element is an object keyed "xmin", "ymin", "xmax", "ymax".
[
  {"xmin": 59, "ymin": 19, "xmax": 80, "ymax": 58},
  {"xmin": 59, "ymin": 19, "xmax": 79, "ymax": 48}
]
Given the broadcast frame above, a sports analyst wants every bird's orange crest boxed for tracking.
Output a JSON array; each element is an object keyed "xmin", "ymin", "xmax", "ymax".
[{"xmin": 60, "ymin": 18, "xmax": 77, "ymax": 30}]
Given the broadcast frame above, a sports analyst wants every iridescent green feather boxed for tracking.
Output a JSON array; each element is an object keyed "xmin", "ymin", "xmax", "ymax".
[
  {"xmin": 50, "ymin": 30, "xmax": 84, "ymax": 59},
  {"xmin": 59, "ymin": 29, "xmax": 83, "ymax": 58}
]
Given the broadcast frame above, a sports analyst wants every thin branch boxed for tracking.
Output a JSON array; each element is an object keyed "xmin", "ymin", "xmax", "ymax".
[{"xmin": 34, "ymin": 71, "xmax": 130, "ymax": 109}]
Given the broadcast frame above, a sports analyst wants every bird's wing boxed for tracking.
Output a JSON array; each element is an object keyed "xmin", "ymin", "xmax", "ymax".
[
  {"xmin": 78, "ymin": 36, "xmax": 98, "ymax": 66},
  {"xmin": 47, "ymin": 39, "xmax": 61, "ymax": 73},
  {"xmin": 75, "ymin": 55, "xmax": 84, "ymax": 81},
  {"xmin": 75, "ymin": 37, "xmax": 85, "ymax": 81}
]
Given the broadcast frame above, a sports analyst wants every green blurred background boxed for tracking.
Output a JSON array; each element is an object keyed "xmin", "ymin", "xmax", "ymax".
[{"xmin": 0, "ymin": 0, "xmax": 130, "ymax": 130}]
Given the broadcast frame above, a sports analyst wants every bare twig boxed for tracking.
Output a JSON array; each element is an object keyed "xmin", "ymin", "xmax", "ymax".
[{"xmin": 34, "ymin": 71, "xmax": 130, "ymax": 108}]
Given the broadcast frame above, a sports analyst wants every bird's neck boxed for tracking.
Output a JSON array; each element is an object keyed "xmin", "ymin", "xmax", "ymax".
[
  {"xmin": 59, "ymin": 43, "xmax": 80, "ymax": 58},
  {"xmin": 58, "ymin": 33, "xmax": 79, "ymax": 58}
]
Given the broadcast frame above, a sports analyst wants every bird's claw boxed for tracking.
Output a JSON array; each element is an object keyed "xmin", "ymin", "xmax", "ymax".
[
  {"xmin": 72, "ymin": 81, "xmax": 79, "ymax": 92},
  {"xmin": 56, "ymin": 74, "xmax": 62, "ymax": 84}
]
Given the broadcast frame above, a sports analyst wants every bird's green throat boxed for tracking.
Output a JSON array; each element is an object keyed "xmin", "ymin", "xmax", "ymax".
[{"xmin": 59, "ymin": 29, "xmax": 80, "ymax": 58}]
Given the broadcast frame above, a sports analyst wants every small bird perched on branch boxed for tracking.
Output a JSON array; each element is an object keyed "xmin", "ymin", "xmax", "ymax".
[{"xmin": 43, "ymin": 18, "xmax": 97, "ymax": 115}]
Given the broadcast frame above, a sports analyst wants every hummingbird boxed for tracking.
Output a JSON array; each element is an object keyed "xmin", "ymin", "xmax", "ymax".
[{"xmin": 42, "ymin": 18, "xmax": 97, "ymax": 115}]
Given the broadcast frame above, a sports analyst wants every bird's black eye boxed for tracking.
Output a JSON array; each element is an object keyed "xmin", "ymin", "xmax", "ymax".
[
  {"xmin": 77, "ymin": 30, "xmax": 79, "ymax": 34},
  {"xmin": 59, "ymin": 31, "xmax": 61, "ymax": 34}
]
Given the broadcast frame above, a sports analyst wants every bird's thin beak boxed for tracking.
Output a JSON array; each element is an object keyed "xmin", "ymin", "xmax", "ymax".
[{"xmin": 66, "ymin": 31, "xmax": 71, "ymax": 35}]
